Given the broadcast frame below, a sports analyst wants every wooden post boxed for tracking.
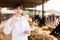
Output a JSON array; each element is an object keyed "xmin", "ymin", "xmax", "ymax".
[{"xmin": 42, "ymin": 0, "xmax": 44, "ymax": 18}]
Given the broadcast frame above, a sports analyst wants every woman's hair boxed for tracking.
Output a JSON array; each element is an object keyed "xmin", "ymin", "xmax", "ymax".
[{"xmin": 13, "ymin": 3, "xmax": 23, "ymax": 9}]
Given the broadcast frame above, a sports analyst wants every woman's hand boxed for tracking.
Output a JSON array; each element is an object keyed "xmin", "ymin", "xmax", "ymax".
[
  {"xmin": 24, "ymin": 31, "xmax": 29, "ymax": 34},
  {"xmin": 10, "ymin": 17, "xmax": 16, "ymax": 26}
]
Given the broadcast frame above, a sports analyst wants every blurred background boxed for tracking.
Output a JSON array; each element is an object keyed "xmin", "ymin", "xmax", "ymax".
[{"xmin": 0, "ymin": 0, "xmax": 60, "ymax": 40}]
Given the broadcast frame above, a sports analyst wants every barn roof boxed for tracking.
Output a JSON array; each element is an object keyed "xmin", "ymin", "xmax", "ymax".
[{"xmin": 0, "ymin": 0, "xmax": 48, "ymax": 8}]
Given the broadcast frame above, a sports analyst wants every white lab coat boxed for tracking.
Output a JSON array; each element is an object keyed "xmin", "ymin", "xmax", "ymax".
[{"xmin": 4, "ymin": 16, "xmax": 31, "ymax": 40}]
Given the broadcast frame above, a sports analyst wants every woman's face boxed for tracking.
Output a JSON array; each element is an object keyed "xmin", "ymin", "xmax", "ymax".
[{"xmin": 14, "ymin": 6, "xmax": 22, "ymax": 15}]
